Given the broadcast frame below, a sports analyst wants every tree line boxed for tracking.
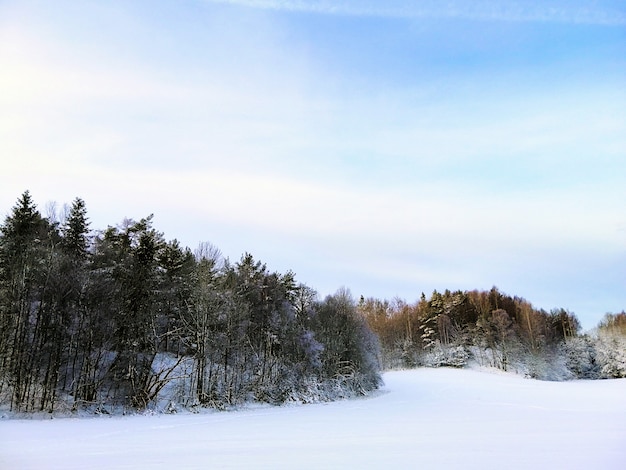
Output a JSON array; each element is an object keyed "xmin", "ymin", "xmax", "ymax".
[
  {"xmin": 0, "ymin": 191, "xmax": 380, "ymax": 413},
  {"xmin": 1, "ymin": 191, "xmax": 624, "ymax": 414},
  {"xmin": 359, "ymin": 289, "xmax": 626, "ymax": 379}
]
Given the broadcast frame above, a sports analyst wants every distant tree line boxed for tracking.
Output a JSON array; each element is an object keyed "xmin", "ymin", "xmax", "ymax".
[
  {"xmin": 359, "ymin": 289, "xmax": 626, "ymax": 379},
  {"xmin": 0, "ymin": 191, "xmax": 380, "ymax": 413}
]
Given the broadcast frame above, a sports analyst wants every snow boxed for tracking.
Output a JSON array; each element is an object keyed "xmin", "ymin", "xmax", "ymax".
[{"xmin": 2, "ymin": 368, "xmax": 625, "ymax": 469}]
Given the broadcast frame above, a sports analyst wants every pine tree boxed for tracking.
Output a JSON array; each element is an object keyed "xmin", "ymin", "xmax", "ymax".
[
  {"xmin": 61, "ymin": 198, "xmax": 90, "ymax": 259},
  {"xmin": 56, "ymin": 198, "xmax": 93, "ymax": 405},
  {"xmin": 0, "ymin": 191, "xmax": 54, "ymax": 410}
]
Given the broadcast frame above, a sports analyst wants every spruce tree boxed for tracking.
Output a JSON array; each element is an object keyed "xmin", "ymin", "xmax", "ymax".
[{"xmin": 0, "ymin": 191, "xmax": 52, "ymax": 410}]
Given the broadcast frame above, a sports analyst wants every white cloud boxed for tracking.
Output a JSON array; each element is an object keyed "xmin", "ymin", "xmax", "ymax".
[
  {"xmin": 2, "ymin": 19, "xmax": 623, "ymax": 255},
  {"xmin": 1, "ymin": 0, "xmax": 624, "ymax": 328},
  {"xmin": 204, "ymin": 0, "xmax": 626, "ymax": 25}
]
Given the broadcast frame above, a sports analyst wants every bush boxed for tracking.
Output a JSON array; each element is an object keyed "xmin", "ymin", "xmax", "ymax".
[
  {"xmin": 422, "ymin": 342, "xmax": 470, "ymax": 368},
  {"xmin": 596, "ymin": 334, "xmax": 626, "ymax": 378},
  {"xmin": 562, "ymin": 336, "xmax": 600, "ymax": 379}
]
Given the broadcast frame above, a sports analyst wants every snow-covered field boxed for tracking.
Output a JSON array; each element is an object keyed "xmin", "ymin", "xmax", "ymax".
[{"xmin": 2, "ymin": 368, "xmax": 625, "ymax": 469}]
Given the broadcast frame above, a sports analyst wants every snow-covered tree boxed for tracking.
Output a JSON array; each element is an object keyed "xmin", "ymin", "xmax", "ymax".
[{"xmin": 562, "ymin": 336, "xmax": 600, "ymax": 379}]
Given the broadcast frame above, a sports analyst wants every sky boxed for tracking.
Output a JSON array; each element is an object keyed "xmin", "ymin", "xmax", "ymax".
[{"xmin": 1, "ymin": 0, "xmax": 625, "ymax": 329}]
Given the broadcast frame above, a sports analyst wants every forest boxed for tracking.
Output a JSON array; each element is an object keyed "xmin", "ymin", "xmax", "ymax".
[
  {"xmin": 0, "ymin": 191, "xmax": 624, "ymax": 414},
  {"xmin": 359, "ymin": 290, "xmax": 626, "ymax": 380}
]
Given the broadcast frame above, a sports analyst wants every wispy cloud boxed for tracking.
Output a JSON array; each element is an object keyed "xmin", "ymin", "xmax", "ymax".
[
  {"xmin": 2, "ymin": 0, "xmax": 624, "ymax": 328},
  {"xmin": 205, "ymin": 0, "xmax": 626, "ymax": 25}
]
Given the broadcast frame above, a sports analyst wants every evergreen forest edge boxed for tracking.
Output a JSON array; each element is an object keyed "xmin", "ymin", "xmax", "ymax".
[{"xmin": 1, "ymin": 191, "xmax": 624, "ymax": 415}]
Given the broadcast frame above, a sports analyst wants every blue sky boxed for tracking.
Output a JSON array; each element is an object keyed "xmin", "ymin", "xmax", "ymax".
[{"xmin": 1, "ymin": 0, "xmax": 625, "ymax": 329}]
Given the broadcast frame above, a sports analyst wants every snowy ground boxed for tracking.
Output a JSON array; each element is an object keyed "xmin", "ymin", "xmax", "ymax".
[{"xmin": 2, "ymin": 368, "xmax": 625, "ymax": 469}]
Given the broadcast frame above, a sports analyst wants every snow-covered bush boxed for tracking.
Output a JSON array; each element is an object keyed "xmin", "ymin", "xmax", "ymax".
[
  {"xmin": 520, "ymin": 351, "xmax": 572, "ymax": 381},
  {"xmin": 596, "ymin": 333, "xmax": 626, "ymax": 378},
  {"xmin": 561, "ymin": 336, "xmax": 600, "ymax": 379},
  {"xmin": 422, "ymin": 342, "xmax": 470, "ymax": 368}
]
